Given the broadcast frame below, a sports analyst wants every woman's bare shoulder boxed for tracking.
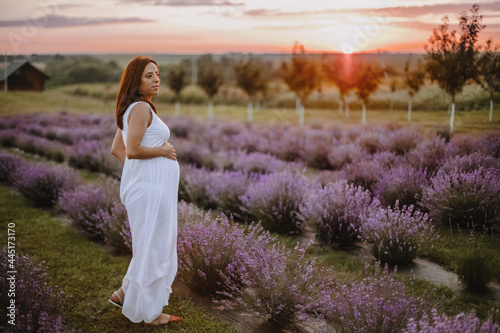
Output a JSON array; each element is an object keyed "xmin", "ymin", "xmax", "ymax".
[{"xmin": 128, "ymin": 102, "xmax": 152, "ymax": 125}]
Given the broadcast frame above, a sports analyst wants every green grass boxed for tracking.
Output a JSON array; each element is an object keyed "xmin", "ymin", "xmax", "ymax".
[
  {"xmin": 0, "ymin": 185, "xmax": 238, "ymax": 333},
  {"xmin": 1, "ymin": 83, "xmax": 499, "ymax": 135},
  {"xmin": 422, "ymin": 225, "xmax": 500, "ymax": 279}
]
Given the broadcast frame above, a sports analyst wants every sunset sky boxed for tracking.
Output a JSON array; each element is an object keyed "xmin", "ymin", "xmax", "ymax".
[{"xmin": 0, "ymin": 0, "xmax": 499, "ymax": 55}]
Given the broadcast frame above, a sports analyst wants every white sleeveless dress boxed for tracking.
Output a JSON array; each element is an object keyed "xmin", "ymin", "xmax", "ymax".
[{"xmin": 119, "ymin": 101, "xmax": 180, "ymax": 323}]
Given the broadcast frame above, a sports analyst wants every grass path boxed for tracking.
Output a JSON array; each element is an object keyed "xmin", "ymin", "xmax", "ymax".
[{"xmin": 0, "ymin": 185, "xmax": 238, "ymax": 333}]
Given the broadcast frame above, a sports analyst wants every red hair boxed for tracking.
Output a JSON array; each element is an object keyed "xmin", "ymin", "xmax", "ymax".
[{"xmin": 116, "ymin": 56, "xmax": 158, "ymax": 129}]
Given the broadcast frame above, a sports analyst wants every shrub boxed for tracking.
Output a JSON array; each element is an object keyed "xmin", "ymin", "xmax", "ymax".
[
  {"xmin": 0, "ymin": 248, "xmax": 73, "ymax": 333},
  {"xmin": 177, "ymin": 200, "xmax": 212, "ymax": 226},
  {"xmin": 454, "ymin": 238, "xmax": 497, "ymax": 291},
  {"xmin": 0, "ymin": 150, "xmax": 25, "ymax": 183},
  {"xmin": 301, "ymin": 180, "xmax": 378, "ymax": 247},
  {"xmin": 341, "ymin": 158, "xmax": 386, "ymax": 193},
  {"xmin": 68, "ymin": 140, "xmax": 119, "ymax": 176},
  {"xmin": 220, "ymin": 242, "xmax": 330, "ymax": 329},
  {"xmin": 375, "ymin": 167, "xmax": 429, "ymax": 208},
  {"xmin": 327, "ymin": 143, "xmax": 363, "ymax": 171},
  {"xmin": 15, "ymin": 132, "xmax": 66, "ymax": 163},
  {"xmin": 10, "ymin": 163, "xmax": 80, "ymax": 207},
  {"xmin": 302, "ymin": 130, "xmax": 335, "ymax": 170},
  {"xmin": 240, "ymin": 170, "xmax": 309, "ymax": 234},
  {"xmin": 355, "ymin": 130, "xmax": 386, "ymax": 155},
  {"xmin": 479, "ymin": 132, "xmax": 500, "ymax": 158},
  {"xmin": 184, "ymin": 167, "xmax": 219, "ymax": 210},
  {"xmin": 407, "ymin": 136, "xmax": 448, "ymax": 175},
  {"xmin": 0, "ymin": 129, "xmax": 18, "ymax": 147},
  {"xmin": 422, "ymin": 167, "xmax": 500, "ymax": 232},
  {"xmin": 441, "ymin": 152, "xmax": 500, "ymax": 174},
  {"xmin": 360, "ymin": 204, "xmax": 437, "ymax": 266},
  {"xmin": 204, "ymin": 170, "xmax": 252, "ymax": 221},
  {"xmin": 232, "ymin": 152, "xmax": 287, "ymax": 175},
  {"xmin": 56, "ymin": 178, "xmax": 128, "ymax": 252},
  {"xmin": 321, "ymin": 264, "xmax": 430, "ymax": 333},
  {"xmin": 387, "ymin": 129, "xmax": 421, "ymax": 156},
  {"xmin": 175, "ymin": 141, "xmax": 215, "ymax": 169},
  {"xmin": 404, "ymin": 308, "xmax": 500, "ymax": 333},
  {"xmin": 177, "ymin": 214, "xmax": 273, "ymax": 295}
]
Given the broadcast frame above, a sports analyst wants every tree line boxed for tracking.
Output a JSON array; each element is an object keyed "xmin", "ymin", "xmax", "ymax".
[
  {"xmin": 163, "ymin": 4, "xmax": 499, "ymax": 130},
  {"xmin": 38, "ymin": 4, "xmax": 499, "ymax": 130}
]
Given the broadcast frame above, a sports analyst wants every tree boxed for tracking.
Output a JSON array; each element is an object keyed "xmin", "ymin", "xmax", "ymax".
[
  {"xmin": 403, "ymin": 56, "xmax": 426, "ymax": 122},
  {"xmin": 197, "ymin": 55, "xmax": 224, "ymax": 119},
  {"xmin": 476, "ymin": 39, "xmax": 500, "ymax": 122},
  {"xmin": 280, "ymin": 41, "xmax": 321, "ymax": 125},
  {"xmin": 353, "ymin": 60, "xmax": 383, "ymax": 124},
  {"xmin": 166, "ymin": 65, "xmax": 188, "ymax": 116},
  {"xmin": 388, "ymin": 78, "xmax": 400, "ymax": 113},
  {"xmin": 322, "ymin": 54, "xmax": 356, "ymax": 118},
  {"xmin": 234, "ymin": 58, "xmax": 267, "ymax": 122},
  {"xmin": 425, "ymin": 4, "xmax": 485, "ymax": 133}
]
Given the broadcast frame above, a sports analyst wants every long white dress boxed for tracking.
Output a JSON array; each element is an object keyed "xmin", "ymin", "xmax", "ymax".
[{"xmin": 119, "ymin": 101, "xmax": 180, "ymax": 323}]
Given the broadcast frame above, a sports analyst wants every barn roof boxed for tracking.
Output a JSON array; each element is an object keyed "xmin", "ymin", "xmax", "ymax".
[{"xmin": 1, "ymin": 59, "xmax": 49, "ymax": 81}]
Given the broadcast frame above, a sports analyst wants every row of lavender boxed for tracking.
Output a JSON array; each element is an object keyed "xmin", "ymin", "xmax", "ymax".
[
  {"xmin": 1, "ymin": 150, "xmax": 499, "ymax": 332},
  {"xmin": 1, "ymin": 113, "xmax": 500, "ymax": 264}
]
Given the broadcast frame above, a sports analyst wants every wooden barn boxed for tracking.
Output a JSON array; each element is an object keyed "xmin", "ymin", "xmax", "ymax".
[{"xmin": 0, "ymin": 59, "xmax": 49, "ymax": 91}]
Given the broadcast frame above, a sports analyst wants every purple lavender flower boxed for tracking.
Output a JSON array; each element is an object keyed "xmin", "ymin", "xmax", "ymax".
[
  {"xmin": 406, "ymin": 136, "xmax": 448, "ymax": 175},
  {"xmin": 220, "ymin": 241, "xmax": 332, "ymax": 329},
  {"xmin": 301, "ymin": 180, "xmax": 379, "ymax": 247},
  {"xmin": 321, "ymin": 264, "xmax": 431, "ymax": 333},
  {"xmin": 0, "ymin": 248, "xmax": 74, "ymax": 333},
  {"xmin": 204, "ymin": 170, "xmax": 252, "ymax": 221},
  {"xmin": 177, "ymin": 214, "xmax": 274, "ymax": 295},
  {"xmin": 240, "ymin": 170, "xmax": 309, "ymax": 234},
  {"xmin": 404, "ymin": 308, "xmax": 500, "ymax": 333},
  {"xmin": 0, "ymin": 150, "xmax": 26, "ymax": 183},
  {"xmin": 422, "ymin": 167, "xmax": 500, "ymax": 232},
  {"xmin": 232, "ymin": 152, "xmax": 289, "ymax": 175},
  {"xmin": 360, "ymin": 204, "xmax": 437, "ymax": 266},
  {"xmin": 374, "ymin": 166, "xmax": 429, "ymax": 208},
  {"xmin": 10, "ymin": 162, "xmax": 80, "ymax": 207}
]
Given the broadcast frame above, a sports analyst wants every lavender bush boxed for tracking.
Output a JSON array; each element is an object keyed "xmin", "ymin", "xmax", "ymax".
[
  {"xmin": 220, "ymin": 242, "xmax": 331, "ymax": 329},
  {"xmin": 407, "ymin": 136, "xmax": 448, "ymax": 175},
  {"xmin": 232, "ymin": 152, "xmax": 288, "ymax": 175},
  {"xmin": 387, "ymin": 129, "xmax": 422, "ymax": 156},
  {"xmin": 177, "ymin": 214, "xmax": 273, "ymax": 295},
  {"xmin": 183, "ymin": 167, "xmax": 219, "ymax": 210},
  {"xmin": 10, "ymin": 163, "xmax": 80, "ymax": 207},
  {"xmin": 422, "ymin": 167, "xmax": 500, "ymax": 232},
  {"xmin": 0, "ymin": 248, "xmax": 73, "ymax": 333},
  {"xmin": 0, "ymin": 150, "xmax": 25, "ymax": 183},
  {"xmin": 68, "ymin": 140, "xmax": 120, "ymax": 176},
  {"xmin": 360, "ymin": 204, "xmax": 437, "ymax": 266},
  {"xmin": 321, "ymin": 264, "xmax": 431, "ymax": 333},
  {"xmin": 440, "ymin": 152, "xmax": 500, "ymax": 175},
  {"xmin": 404, "ymin": 308, "xmax": 500, "ymax": 333},
  {"xmin": 204, "ymin": 170, "xmax": 252, "ymax": 221},
  {"xmin": 301, "ymin": 180, "xmax": 378, "ymax": 247},
  {"xmin": 240, "ymin": 170, "xmax": 309, "ymax": 234},
  {"xmin": 341, "ymin": 158, "xmax": 386, "ymax": 193},
  {"xmin": 374, "ymin": 167, "xmax": 429, "ymax": 208},
  {"xmin": 327, "ymin": 143, "xmax": 363, "ymax": 171}
]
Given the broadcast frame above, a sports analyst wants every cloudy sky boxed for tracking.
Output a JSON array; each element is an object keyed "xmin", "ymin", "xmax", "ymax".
[{"xmin": 0, "ymin": 0, "xmax": 499, "ymax": 54}]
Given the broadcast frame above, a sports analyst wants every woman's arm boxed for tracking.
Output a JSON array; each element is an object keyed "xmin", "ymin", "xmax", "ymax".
[
  {"xmin": 110, "ymin": 129, "xmax": 126, "ymax": 164},
  {"xmin": 126, "ymin": 102, "xmax": 176, "ymax": 160}
]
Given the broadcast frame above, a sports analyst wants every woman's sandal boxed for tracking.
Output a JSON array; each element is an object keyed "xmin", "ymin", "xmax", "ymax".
[
  {"xmin": 108, "ymin": 290, "xmax": 124, "ymax": 309},
  {"xmin": 143, "ymin": 313, "xmax": 184, "ymax": 326}
]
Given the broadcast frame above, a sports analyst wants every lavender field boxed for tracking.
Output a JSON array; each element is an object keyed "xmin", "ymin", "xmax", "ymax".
[{"xmin": 1, "ymin": 111, "xmax": 500, "ymax": 332}]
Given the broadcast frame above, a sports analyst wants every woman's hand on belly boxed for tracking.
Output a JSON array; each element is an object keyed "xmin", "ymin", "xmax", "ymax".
[{"xmin": 160, "ymin": 142, "xmax": 177, "ymax": 161}]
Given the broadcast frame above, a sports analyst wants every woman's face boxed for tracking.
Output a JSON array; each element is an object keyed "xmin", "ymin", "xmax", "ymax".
[{"xmin": 140, "ymin": 62, "xmax": 160, "ymax": 99}]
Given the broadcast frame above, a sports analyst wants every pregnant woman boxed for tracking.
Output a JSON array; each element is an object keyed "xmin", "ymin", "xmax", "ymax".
[{"xmin": 109, "ymin": 56, "xmax": 183, "ymax": 325}]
